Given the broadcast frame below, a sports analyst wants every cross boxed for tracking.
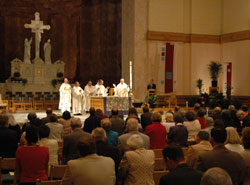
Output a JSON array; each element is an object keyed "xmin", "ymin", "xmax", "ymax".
[{"xmin": 24, "ymin": 12, "xmax": 50, "ymax": 59}]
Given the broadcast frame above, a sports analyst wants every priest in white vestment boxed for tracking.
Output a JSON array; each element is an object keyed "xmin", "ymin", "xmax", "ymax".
[
  {"xmin": 95, "ymin": 79, "xmax": 109, "ymax": 96},
  {"xmin": 115, "ymin": 78, "xmax": 130, "ymax": 97},
  {"xmin": 59, "ymin": 78, "xmax": 72, "ymax": 113},
  {"xmin": 84, "ymin": 81, "xmax": 95, "ymax": 113},
  {"xmin": 72, "ymin": 81, "xmax": 84, "ymax": 115}
]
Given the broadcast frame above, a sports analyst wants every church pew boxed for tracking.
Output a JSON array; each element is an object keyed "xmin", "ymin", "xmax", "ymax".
[{"xmin": 153, "ymin": 171, "xmax": 169, "ymax": 185}]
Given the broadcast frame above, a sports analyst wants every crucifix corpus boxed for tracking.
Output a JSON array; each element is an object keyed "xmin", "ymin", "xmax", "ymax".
[{"xmin": 24, "ymin": 12, "xmax": 50, "ymax": 59}]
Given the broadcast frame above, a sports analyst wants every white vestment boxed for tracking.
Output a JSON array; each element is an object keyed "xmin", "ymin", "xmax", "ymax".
[
  {"xmin": 84, "ymin": 85, "xmax": 96, "ymax": 111},
  {"xmin": 95, "ymin": 84, "xmax": 107, "ymax": 96},
  {"xmin": 116, "ymin": 83, "xmax": 130, "ymax": 97},
  {"xmin": 72, "ymin": 86, "xmax": 84, "ymax": 114},
  {"xmin": 59, "ymin": 83, "xmax": 71, "ymax": 113}
]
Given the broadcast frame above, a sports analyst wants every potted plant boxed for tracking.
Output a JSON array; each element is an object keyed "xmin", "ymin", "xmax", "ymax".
[
  {"xmin": 208, "ymin": 61, "xmax": 222, "ymax": 87},
  {"xmin": 146, "ymin": 94, "xmax": 157, "ymax": 108},
  {"xmin": 196, "ymin": 78, "xmax": 203, "ymax": 95}
]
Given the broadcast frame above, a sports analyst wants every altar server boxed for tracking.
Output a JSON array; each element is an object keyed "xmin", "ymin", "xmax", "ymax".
[
  {"xmin": 84, "ymin": 81, "xmax": 95, "ymax": 113},
  {"xmin": 72, "ymin": 81, "xmax": 84, "ymax": 115},
  {"xmin": 115, "ymin": 78, "xmax": 130, "ymax": 97},
  {"xmin": 95, "ymin": 79, "xmax": 109, "ymax": 96},
  {"xmin": 59, "ymin": 78, "xmax": 72, "ymax": 113}
]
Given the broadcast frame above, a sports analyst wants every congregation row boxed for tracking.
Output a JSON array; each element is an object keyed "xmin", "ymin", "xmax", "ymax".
[{"xmin": 0, "ymin": 104, "xmax": 250, "ymax": 185}]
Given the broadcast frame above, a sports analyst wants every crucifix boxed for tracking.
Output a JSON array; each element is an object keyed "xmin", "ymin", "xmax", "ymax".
[{"xmin": 24, "ymin": 12, "xmax": 50, "ymax": 59}]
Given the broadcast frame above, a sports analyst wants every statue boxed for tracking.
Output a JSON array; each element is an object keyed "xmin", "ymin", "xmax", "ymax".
[
  {"xmin": 23, "ymin": 38, "xmax": 32, "ymax": 63},
  {"xmin": 44, "ymin": 39, "xmax": 51, "ymax": 64}
]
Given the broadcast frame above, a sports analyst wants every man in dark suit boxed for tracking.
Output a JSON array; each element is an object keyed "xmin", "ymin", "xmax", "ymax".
[
  {"xmin": 140, "ymin": 106, "xmax": 152, "ymax": 130},
  {"xmin": 41, "ymin": 107, "xmax": 53, "ymax": 125},
  {"xmin": 0, "ymin": 115, "xmax": 18, "ymax": 158},
  {"xmin": 63, "ymin": 118, "xmax": 90, "ymax": 164},
  {"xmin": 83, "ymin": 107, "xmax": 102, "ymax": 133},
  {"xmin": 92, "ymin": 127, "xmax": 120, "ymax": 174},
  {"xmin": 197, "ymin": 127, "xmax": 247, "ymax": 185},
  {"xmin": 147, "ymin": 79, "xmax": 156, "ymax": 90},
  {"xmin": 160, "ymin": 144, "xmax": 203, "ymax": 185},
  {"xmin": 110, "ymin": 108, "xmax": 124, "ymax": 136}
]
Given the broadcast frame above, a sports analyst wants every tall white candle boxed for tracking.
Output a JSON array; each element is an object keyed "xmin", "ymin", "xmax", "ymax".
[{"xmin": 129, "ymin": 61, "xmax": 132, "ymax": 89}]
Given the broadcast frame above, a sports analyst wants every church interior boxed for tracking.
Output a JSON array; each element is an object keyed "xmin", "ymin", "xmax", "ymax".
[{"xmin": 0, "ymin": 0, "xmax": 250, "ymax": 185}]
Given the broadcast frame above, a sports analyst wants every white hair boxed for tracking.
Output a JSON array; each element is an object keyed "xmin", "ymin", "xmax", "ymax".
[
  {"xmin": 126, "ymin": 118, "xmax": 138, "ymax": 131},
  {"xmin": 92, "ymin": 127, "xmax": 106, "ymax": 141},
  {"xmin": 201, "ymin": 167, "xmax": 233, "ymax": 185},
  {"xmin": 127, "ymin": 134, "xmax": 144, "ymax": 150}
]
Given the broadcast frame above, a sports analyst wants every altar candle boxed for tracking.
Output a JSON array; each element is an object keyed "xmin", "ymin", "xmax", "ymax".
[{"xmin": 129, "ymin": 61, "xmax": 132, "ymax": 89}]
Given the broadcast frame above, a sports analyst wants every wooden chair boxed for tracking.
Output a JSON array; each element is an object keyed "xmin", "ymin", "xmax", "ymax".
[
  {"xmin": 0, "ymin": 157, "xmax": 16, "ymax": 185},
  {"xmin": 36, "ymin": 179, "xmax": 62, "ymax": 185},
  {"xmin": 109, "ymin": 88, "xmax": 115, "ymax": 96},
  {"xmin": 12, "ymin": 96, "xmax": 23, "ymax": 110},
  {"xmin": 153, "ymin": 171, "xmax": 169, "ymax": 185},
  {"xmin": 168, "ymin": 94, "xmax": 177, "ymax": 108},
  {"xmin": 33, "ymin": 96, "xmax": 44, "ymax": 110},
  {"xmin": 49, "ymin": 165, "xmax": 67, "ymax": 180},
  {"xmin": 153, "ymin": 149, "xmax": 163, "ymax": 159},
  {"xmin": 154, "ymin": 158, "xmax": 166, "ymax": 171},
  {"xmin": 22, "ymin": 96, "xmax": 33, "ymax": 110}
]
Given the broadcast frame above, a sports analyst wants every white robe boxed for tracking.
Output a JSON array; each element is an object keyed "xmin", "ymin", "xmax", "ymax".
[
  {"xmin": 72, "ymin": 86, "xmax": 84, "ymax": 114},
  {"xmin": 59, "ymin": 83, "xmax": 72, "ymax": 113},
  {"xmin": 84, "ymin": 85, "xmax": 96, "ymax": 111},
  {"xmin": 95, "ymin": 84, "xmax": 107, "ymax": 96},
  {"xmin": 116, "ymin": 83, "xmax": 130, "ymax": 97}
]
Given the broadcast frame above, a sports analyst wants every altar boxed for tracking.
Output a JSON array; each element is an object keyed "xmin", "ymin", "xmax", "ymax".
[{"xmin": 90, "ymin": 96, "xmax": 132, "ymax": 115}]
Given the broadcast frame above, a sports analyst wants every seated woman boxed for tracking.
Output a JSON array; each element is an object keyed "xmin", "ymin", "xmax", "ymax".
[
  {"xmin": 58, "ymin": 111, "xmax": 72, "ymax": 136},
  {"xmin": 16, "ymin": 125, "xmax": 49, "ymax": 185},
  {"xmin": 183, "ymin": 111, "xmax": 201, "ymax": 143},
  {"xmin": 39, "ymin": 125, "xmax": 59, "ymax": 168},
  {"xmin": 145, "ymin": 112, "xmax": 167, "ymax": 149},
  {"xmin": 118, "ymin": 134, "xmax": 155, "ymax": 185},
  {"xmin": 101, "ymin": 118, "xmax": 118, "ymax": 147},
  {"xmin": 225, "ymin": 127, "xmax": 244, "ymax": 153}
]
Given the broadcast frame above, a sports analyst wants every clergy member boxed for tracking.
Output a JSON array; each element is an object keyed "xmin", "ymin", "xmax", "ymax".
[
  {"xmin": 72, "ymin": 81, "xmax": 84, "ymax": 115},
  {"xmin": 84, "ymin": 81, "xmax": 95, "ymax": 113},
  {"xmin": 115, "ymin": 78, "xmax": 130, "ymax": 97},
  {"xmin": 59, "ymin": 78, "xmax": 72, "ymax": 113},
  {"xmin": 95, "ymin": 79, "xmax": 109, "ymax": 96}
]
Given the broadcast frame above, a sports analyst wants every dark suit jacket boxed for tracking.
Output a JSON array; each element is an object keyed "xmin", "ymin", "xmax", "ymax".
[
  {"xmin": 147, "ymin": 83, "xmax": 156, "ymax": 90},
  {"xmin": 168, "ymin": 124, "xmax": 188, "ymax": 147},
  {"xmin": 96, "ymin": 141, "xmax": 120, "ymax": 173},
  {"xmin": 63, "ymin": 128, "xmax": 90, "ymax": 164},
  {"xmin": 160, "ymin": 163, "xmax": 202, "ymax": 185},
  {"xmin": 243, "ymin": 114, "xmax": 250, "ymax": 127},
  {"xmin": 41, "ymin": 116, "xmax": 50, "ymax": 125},
  {"xmin": 110, "ymin": 116, "xmax": 124, "ymax": 136},
  {"xmin": 0, "ymin": 127, "xmax": 18, "ymax": 158},
  {"xmin": 83, "ymin": 115, "xmax": 102, "ymax": 133},
  {"xmin": 197, "ymin": 144, "xmax": 247, "ymax": 185},
  {"xmin": 141, "ymin": 112, "xmax": 152, "ymax": 130}
]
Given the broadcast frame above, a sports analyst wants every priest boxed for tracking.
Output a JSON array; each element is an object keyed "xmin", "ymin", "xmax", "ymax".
[
  {"xmin": 72, "ymin": 81, "xmax": 84, "ymax": 115},
  {"xmin": 115, "ymin": 78, "xmax": 130, "ymax": 97},
  {"xmin": 95, "ymin": 79, "xmax": 109, "ymax": 96},
  {"xmin": 59, "ymin": 78, "xmax": 72, "ymax": 113},
  {"xmin": 84, "ymin": 81, "xmax": 95, "ymax": 113}
]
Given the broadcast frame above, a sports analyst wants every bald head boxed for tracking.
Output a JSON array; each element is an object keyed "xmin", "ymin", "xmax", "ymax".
[{"xmin": 92, "ymin": 127, "xmax": 107, "ymax": 142}]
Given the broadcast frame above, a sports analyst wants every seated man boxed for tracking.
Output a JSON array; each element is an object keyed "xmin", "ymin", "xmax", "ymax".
[
  {"xmin": 186, "ymin": 131, "xmax": 213, "ymax": 168},
  {"xmin": 197, "ymin": 127, "xmax": 247, "ymax": 185},
  {"xmin": 110, "ymin": 108, "xmax": 124, "ymax": 136},
  {"xmin": 160, "ymin": 144, "xmax": 202, "ymax": 185},
  {"xmin": 62, "ymin": 135, "xmax": 116, "ymax": 185}
]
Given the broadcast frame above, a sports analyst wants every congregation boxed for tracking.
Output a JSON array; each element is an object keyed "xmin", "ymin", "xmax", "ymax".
[{"xmin": 0, "ymin": 104, "xmax": 250, "ymax": 185}]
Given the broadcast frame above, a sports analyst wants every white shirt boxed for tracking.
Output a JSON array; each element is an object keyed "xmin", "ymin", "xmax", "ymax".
[{"xmin": 225, "ymin": 143, "xmax": 245, "ymax": 153}]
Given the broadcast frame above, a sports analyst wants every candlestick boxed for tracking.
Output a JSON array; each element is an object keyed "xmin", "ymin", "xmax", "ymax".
[{"xmin": 129, "ymin": 61, "xmax": 132, "ymax": 89}]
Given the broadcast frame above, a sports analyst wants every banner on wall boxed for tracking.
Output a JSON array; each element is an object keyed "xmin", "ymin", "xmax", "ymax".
[{"xmin": 165, "ymin": 43, "xmax": 174, "ymax": 93}]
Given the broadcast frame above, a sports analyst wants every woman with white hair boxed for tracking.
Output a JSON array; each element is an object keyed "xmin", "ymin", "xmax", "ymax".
[
  {"xmin": 225, "ymin": 127, "xmax": 244, "ymax": 153},
  {"xmin": 118, "ymin": 134, "xmax": 155, "ymax": 185}
]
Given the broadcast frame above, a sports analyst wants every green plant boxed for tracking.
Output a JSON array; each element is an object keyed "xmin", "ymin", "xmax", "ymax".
[
  {"xmin": 13, "ymin": 72, "xmax": 20, "ymax": 78},
  {"xmin": 208, "ymin": 61, "xmax": 222, "ymax": 81},
  {"xmin": 51, "ymin": 79, "xmax": 57, "ymax": 88},
  {"xmin": 57, "ymin": 72, "xmax": 64, "ymax": 78},
  {"xmin": 22, "ymin": 79, "xmax": 28, "ymax": 86},
  {"xmin": 196, "ymin": 78, "xmax": 203, "ymax": 94},
  {"xmin": 146, "ymin": 94, "xmax": 157, "ymax": 108}
]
